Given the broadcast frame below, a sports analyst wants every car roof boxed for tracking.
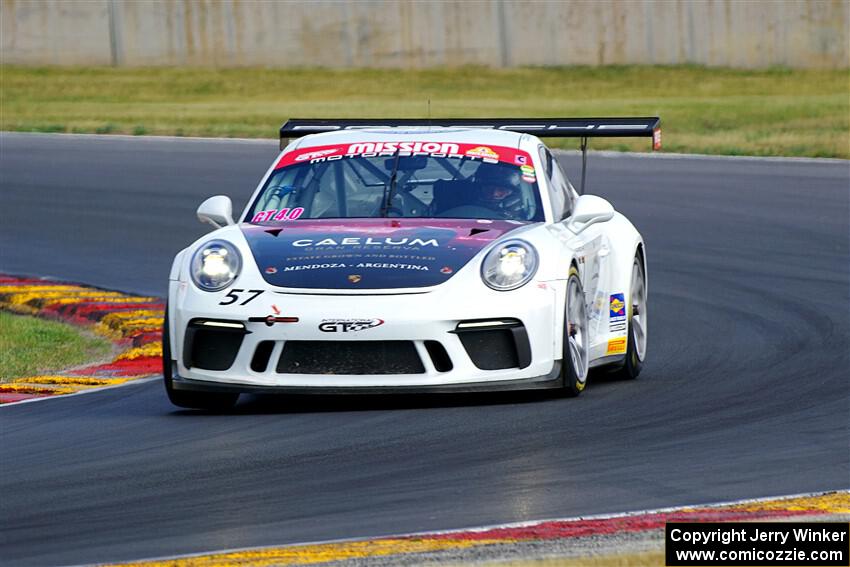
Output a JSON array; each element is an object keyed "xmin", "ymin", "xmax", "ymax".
[{"xmin": 290, "ymin": 127, "xmax": 528, "ymax": 150}]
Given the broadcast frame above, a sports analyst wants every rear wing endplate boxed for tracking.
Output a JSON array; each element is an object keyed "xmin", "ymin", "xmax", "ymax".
[{"xmin": 278, "ymin": 117, "xmax": 662, "ymax": 194}]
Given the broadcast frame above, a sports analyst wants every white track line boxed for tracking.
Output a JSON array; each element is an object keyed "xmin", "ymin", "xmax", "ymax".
[
  {"xmin": 552, "ymin": 148, "xmax": 848, "ymax": 164},
  {"xmin": 0, "ymin": 131, "xmax": 274, "ymax": 145},
  {"xmin": 402, "ymin": 488, "xmax": 850, "ymax": 537},
  {"xmin": 0, "ymin": 376, "xmax": 160, "ymax": 408},
  {"xmin": 2, "ymin": 131, "xmax": 846, "ymax": 163},
  {"xmin": 88, "ymin": 488, "xmax": 850, "ymax": 566}
]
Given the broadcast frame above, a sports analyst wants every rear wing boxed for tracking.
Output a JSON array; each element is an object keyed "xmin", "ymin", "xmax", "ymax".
[
  {"xmin": 280, "ymin": 117, "xmax": 660, "ymax": 149},
  {"xmin": 278, "ymin": 117, "xmax": 662, "ymax": 194}
]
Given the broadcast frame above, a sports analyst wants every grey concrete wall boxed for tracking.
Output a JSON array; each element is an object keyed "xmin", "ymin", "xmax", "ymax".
[{"xmin": 2, "ymin": 0, "xmax": 848, "ymax": 69}]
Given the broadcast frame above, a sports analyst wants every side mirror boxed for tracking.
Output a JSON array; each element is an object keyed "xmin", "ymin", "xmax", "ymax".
[
  {"xmin": 197, "ymin": 195, "xmax": 235, "ymax": 229},
  {"xmin": 566, "ymin": 195, "xmax": 615, "ymax": 234}
]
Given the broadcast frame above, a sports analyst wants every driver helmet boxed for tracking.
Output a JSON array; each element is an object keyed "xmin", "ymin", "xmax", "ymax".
[{"xmin": 474, "ymin": 165, "xmax": 523, "ymax": 215}]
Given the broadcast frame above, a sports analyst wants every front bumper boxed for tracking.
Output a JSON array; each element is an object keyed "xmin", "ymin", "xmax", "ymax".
[
  {"xmin": 169, "ymin": 278, "xmax": 564, "ymax": 392},
  {"xmin": 171, "ymin": 361, "xmax": 563, "ymax": 394}
]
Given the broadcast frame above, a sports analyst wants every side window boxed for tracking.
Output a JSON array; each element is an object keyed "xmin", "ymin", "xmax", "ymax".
[
  {"xmin": 551, "ymin": 159, "xmax": 577, "ymax": 218},
  {"xmin": 537, "ymin": 145, "xmax": 553, "ymax": 179},
  {"xmin": 539, "ymin": 146, "xmax": 567, "ymax": 220}
]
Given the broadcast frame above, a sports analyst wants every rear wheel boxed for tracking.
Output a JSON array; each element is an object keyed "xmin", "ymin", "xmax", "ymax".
[
  {"xmin": 162, "ymin": 305, "xmax": 239, "ymax": 410},
  {"xmin": 613, "ymin": 254, "xmax": 647, "ymax": 380},
  {"xmin": 561, "ymin": 267, "xmax": 589, "ymax": 396}
]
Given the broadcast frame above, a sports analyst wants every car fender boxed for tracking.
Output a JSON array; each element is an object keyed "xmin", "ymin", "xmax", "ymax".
[{"xmin": 588, "ymin": 211, "xmax": 645, "ymax": 362}]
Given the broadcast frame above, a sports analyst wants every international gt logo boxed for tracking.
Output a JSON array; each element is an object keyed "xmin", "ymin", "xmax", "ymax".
[{"xmin": 319, "ymin": 318, "xmax": 384, "ymax": 332}]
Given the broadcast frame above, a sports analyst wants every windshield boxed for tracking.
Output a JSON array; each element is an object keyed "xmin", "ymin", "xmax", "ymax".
[{"xmin": 246, "ymin": 142, "xmax": 544, "ymax": 223}]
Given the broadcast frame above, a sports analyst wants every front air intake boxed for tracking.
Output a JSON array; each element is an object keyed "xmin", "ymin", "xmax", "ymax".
[
  {"xmin": 277, "ymin": 341, "xmax": 425, "ymax": 375},
  {"xmin": 183, "ymin": 319, "xmax": 247, "ymax": 371},
  {"xmin": 453, "ymin": 318, "xmax": 531, "ymax": 370}
]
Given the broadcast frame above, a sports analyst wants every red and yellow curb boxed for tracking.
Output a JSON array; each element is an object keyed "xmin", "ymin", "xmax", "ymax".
[
  {"xmin": 0, "ymin": 275, "xmax": 164, "ymax": 404},
  {"xmin": 106, "ymin": 491, "xmax": 849, "ymax": 566}
]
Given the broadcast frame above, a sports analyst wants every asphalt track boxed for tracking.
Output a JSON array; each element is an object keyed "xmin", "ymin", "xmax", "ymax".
[{"xmin": 1, "ymin": 133, "xmax": 848, "ymax": 566}]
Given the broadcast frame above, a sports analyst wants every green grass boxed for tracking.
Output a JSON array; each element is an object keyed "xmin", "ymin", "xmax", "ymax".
[
  {"xmin": 1, "ymin": 65, "xmax": 848, "ymax": 157},
  {"xmin": 0, "ymin": 311, "xmax": 112, "ymax": 381}
]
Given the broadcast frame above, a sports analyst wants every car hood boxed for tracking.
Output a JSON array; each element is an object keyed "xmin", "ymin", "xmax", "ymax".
[{"xmin": 240, "ymin": 218, "xmax": 530, "ymax": 290}]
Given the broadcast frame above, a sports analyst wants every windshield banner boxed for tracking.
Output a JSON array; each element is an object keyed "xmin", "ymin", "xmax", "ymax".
[{"xmin": 276, "ymin": 143, "xmax": 534, "ymax": 170}]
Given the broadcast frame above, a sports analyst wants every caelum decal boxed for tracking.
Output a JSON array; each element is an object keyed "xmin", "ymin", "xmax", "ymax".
[
  {"xmin": 251, "ymin": 207, "xmax": 305, "ymax": 223},
  {"xmin": 240, "ymin": 218, "xmax": 529, "ymax": 290},
  {"xmin": 319, "ymin": 318, "xmax": 384, "ymax": 332},
  {"xmin": 276, "ymin": 143, "xmax": 536, "ymax": 170},
  {"xmin": 292, "ymin": 237, "xmax": 439, "ymax": 248}
]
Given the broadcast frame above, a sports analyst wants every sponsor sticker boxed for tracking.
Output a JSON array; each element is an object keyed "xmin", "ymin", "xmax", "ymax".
[
  {"xmin": 348, "ymin": 274, "xmax": 362, "ymax": 283},
  {"xmin": 265, "ymin": 266, "xmax": 278, "ymax": 274},
  {"xmin": 319, "ymin": 318, "xmax": 384, "ymax": 332},
  {"xmin": 606, "ymin": 337, "xmax": 627, "ymax": 355},
  {"xmin": 440, "ymin": 266, "xmax": 453, "ymax": 274},
  {"xmin": 251, "ymin": 207, "xmax": 305, "ymax": 223},
  {"xmin": 347, "ymin": 141, "xmax": 460, "ymax": 155},
  {"xmin": 609, "ymin": 293, "xmax": 626, "ymax": 318},
  {"xmin": 295, "ymin": 148, "xmax": 339, "ymax": 162},
  {"xmin": 609, "ymin": 293, "xmax": 627, "ymax": 331},
  {"xmin": 465, "ymin": 146, "xmax": 500, "ymax": 160},
  {"xmin": 514, "ymin": 154, "xmax": 528, "ymax": 165},
  {"xmin": 520, "ymin": 164, "xmax": 536, "ymax": 183}
]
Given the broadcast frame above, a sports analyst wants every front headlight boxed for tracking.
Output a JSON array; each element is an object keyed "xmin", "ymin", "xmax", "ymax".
[
  {"xmin": 190, "ymin": 240, "xmax": 242, "ymax": 291},
  {"xmin": 481, "ymin": 239, "xmax": 539, "ymax": 291}
]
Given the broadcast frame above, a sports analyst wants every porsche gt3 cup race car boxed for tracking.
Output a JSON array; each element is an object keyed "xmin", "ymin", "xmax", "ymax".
[{"xmin": 164, "ymin": 118, "xmax": 659, "ymax": 409}]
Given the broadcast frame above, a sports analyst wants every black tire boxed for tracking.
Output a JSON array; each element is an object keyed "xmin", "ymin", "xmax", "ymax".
[
  {"xmin": 561, "ymin": 267, "xmax": 589, "ymax": 397},
  {"xmin": 162, "ymin": 305, "xmax": 239, "ymax": 410},
  {"xmin": 612, "ymin": 253, "xmax": 646, "ymax": 380}
]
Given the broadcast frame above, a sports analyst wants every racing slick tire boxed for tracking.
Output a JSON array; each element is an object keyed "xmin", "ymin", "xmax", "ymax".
[
  {"xmin": 561, "ymin": 266, "xmax": 590, "ymax": 397},
  {"xmin": 162, "ymin": 305, "xmax": 239, "ymax": 410},
  {"xmin": 613, "ymin": 253, "xmax": 647, "ymax": 380}
]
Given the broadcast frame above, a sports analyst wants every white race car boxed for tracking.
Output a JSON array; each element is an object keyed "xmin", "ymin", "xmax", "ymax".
[{"xmin": 164, "ymin": 118, "xmax": 659, "ymax": 409}]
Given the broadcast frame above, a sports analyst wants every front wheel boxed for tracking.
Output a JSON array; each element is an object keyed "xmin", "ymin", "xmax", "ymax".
[
  {"xmin": 561, "ymin": 267, "xmax": 589, "ymax": 396},
  {"xmin": 162, "ymin": 306, "xmax": 239, "ymax": 410}
]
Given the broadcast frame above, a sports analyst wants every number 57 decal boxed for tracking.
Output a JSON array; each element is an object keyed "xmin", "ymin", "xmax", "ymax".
[{"xmin": 219, "ymin": 289, "xmax": 264, "ymax": 306}]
